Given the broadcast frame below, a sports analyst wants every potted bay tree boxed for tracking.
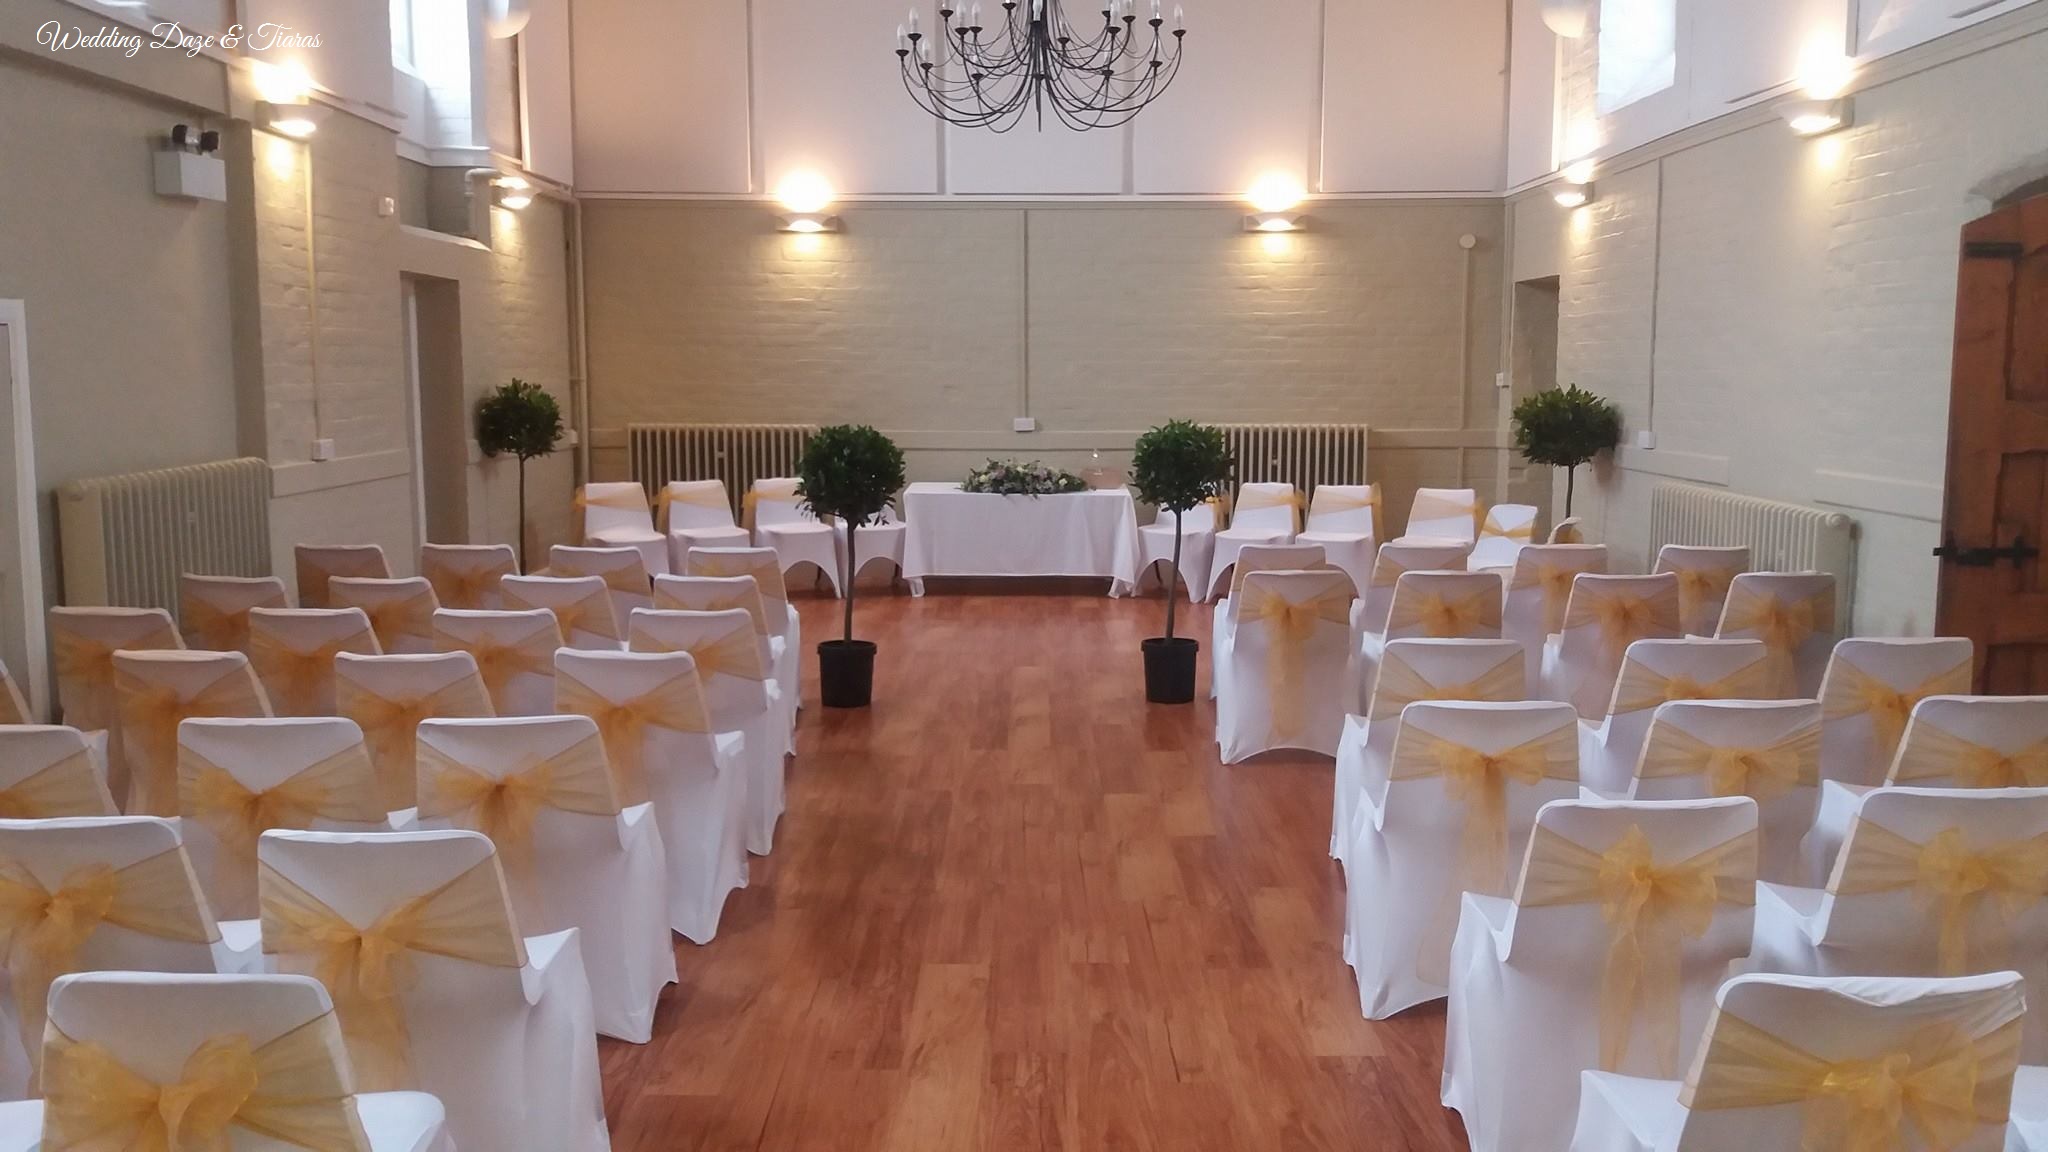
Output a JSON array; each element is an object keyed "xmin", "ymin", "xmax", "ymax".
[
  {"xmin": 476, "ymin": 378, "xmax": 563, "ymax": 572},
  {"xmin": 796, "ymin": 424, "xmax": 907, "ymax": 708},
  {"xmin": 1130, "ymin": 420, "xmax": 1233, "ymax": 704},
  {"xmin": 1510, "ymin": 383, "xmax": 1620, "ymax": 517}
]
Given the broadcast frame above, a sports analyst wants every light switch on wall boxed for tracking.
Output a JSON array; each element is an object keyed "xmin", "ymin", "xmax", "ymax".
[
  {"xmin": 1013, "ymin": 416, "xmax": 1037, "ymax": 433},
  {"xmin": 311, "ymin": 438, "xmax": 336, "ymax": 462},
  {"xmin": 1634, "ymin": 429, "xmax": 1657, "ymax": 450}
]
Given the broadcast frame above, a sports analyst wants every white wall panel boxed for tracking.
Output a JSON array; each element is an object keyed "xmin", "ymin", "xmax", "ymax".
[
  {"xmin": 753, "ymin": 0, "xmax": 939, "ymax": 194},
  {"xmin": 1858, "ymin": 0, "xmax": 2036, "ymax": 57},
  {"xmin": 1130, "ymin": 0, "xmax": 1318, "ymax": 195},
  {"xmin": 1505, "ymin": 0, "xmax": 1559, "ymax": 187},
  {"xmin": 947, "ymin": 120, "xmax": 1126, "ymax": 194},
  {"xmin": 573, "ymin": 0, "xmax": 750, "ymax": 193},
  {"xmin": 1322, "ymin": 0, "xmax": 1505, "ymax": 193},
  {"xmin": 1693, "ymin": 0, "xmax": 1846, "ymax": 107},
  {"xmin": 244, "ymin": 0, "xmax": 392, "ymax": 112},
  {"xmin": 521, "ymin": 0, "xmax": 573, "ymax": 184}
]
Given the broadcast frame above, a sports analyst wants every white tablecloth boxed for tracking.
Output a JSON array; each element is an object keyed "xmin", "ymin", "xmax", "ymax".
[{"xmin": 900, "ymin": 482, "xmax": 1143, "ymax": 596}]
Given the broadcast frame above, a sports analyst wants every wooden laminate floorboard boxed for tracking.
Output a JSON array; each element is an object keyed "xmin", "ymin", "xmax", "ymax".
[{"xmin": 600, "ymin": 586, "xmax": 1470, "ymax": 1151}]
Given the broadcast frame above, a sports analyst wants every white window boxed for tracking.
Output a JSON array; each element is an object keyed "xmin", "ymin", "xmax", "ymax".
[
  {"xmin": 1596, "ymin": 0, "xmax": 1677, "ymax": 114},
  {"xmin": 389, "ymin": 0, "xmax": 415, "ymax": 69}
]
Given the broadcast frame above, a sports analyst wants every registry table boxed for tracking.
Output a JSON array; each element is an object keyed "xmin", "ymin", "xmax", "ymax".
[{"xmin": 900, "ymin": 482, "xmax": 1143, "ymax": 596}]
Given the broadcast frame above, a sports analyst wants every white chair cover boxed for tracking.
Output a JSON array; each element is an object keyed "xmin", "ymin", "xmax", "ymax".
[
  {"xmin": 686, "ymin": 547, "xmax": 803, "ymax": 714},
  {"xmin": 500, "ymin": 575, "xmax": 622, "ymax": 652},
  {"xmin": 549, "ymin": 545, "xmax": 653, "ymax": 632},
  {"xmin": 1332, "ymin": 638, "xmax": 1526, "ymax": 868},
  {"xmin": 1543, "ymin": 573, "xmax": 1683, "ymax": 720},
  {"xmin": 1137, "ymin": 501, "xmax": 1218, "ymax": 602},
  {"xmin": 1207, "ymin": 482, "xmax": 1301, "ymax": 599},
  {"xmin": 176, "ymin": 717, "xmax": 405, "ymax": 920},
  {"xmin": 0, "ymin": 815, "xmax": 257, "ymax": 1099},
  {"xmin": 179, "ymin": 574, "xmax": 289, "ymax": 654},
  {"xmin": 1652, "ymin": 544, "xmax": 1749, "ymax": 638},
  {"xmin": 413, "ymin": 716, "xmax": 674, "ymax": 1043},
  {"xmin": 257, "ymin": 829, "xmax": 608, "ymax": 1152},
  {"xmin": 1216, "ymin": 569, "xmax": 1358, "ymax": 763},
  {"xmin": 651, "ymin": 575, "xmax": 794, "ymax": 756},
  {"xmin": 1344, "ymin": 701, "xmax": 1579, "ymax": 1018},
  {"xmin": 1504, "ymin": 543, "xmax": 1609, "ymax": 688},
  {"xmin": 1570, "ymin": 971, "xmax": 2025, "ymax": 1152},
  {"xmin": 429, "ymin": 609, "xmax": 563, "ymax": 717},
  {"xmin": 111, "ymin": 650, "xmax": 272, "ymax": 817},
  {"xmin": 1753, "ymin": 786, "xmax": 2048, "ymax": 1062},
  {"xmin": 329, "ymin": 578, "xmax": 441, "ymax": 656},
  {"xmin": 1442, "ymin": 796, "xmax": 1759, "ymax": 1152},
  {"xmin": 1297, "ymin": 484, "xmax": 1381, "ymax": 598},
  {"xmin": 1403, "ymin": 486, "xmax": 1480, "ymax": 544},
  {"xmin": 1818, "ymin": 637, "xmax": 1976, "ymax": 787},
  {"xmin": 658, "ymin": 479, "xmax": 750, "ymax": 573},
  {"xmin": 576, "ymin": 481, "xmax": 667, "ymax": 578},
  {"xmin": 1360, "ymin": 570, "xmax": 1504, "ymax": 706},
  {"xmin": 1632, "ymin": 698, "xmax": 1821, "ymax": 884},
  {"xmin": 1716, "ymin": 571, "xmax": 1840, "ymax": 698},
  {"xmin": 48, "ymin": 606, "xmax": 183, "ymax": 803},
  {"xmin": 0, "ymin": 658, "xmax": 26, "ymax": 725},
  {"xmin": 334, "ymin": 652, "xmax": 496, "ymax": 812},
  {"xmin": 1210, "ymin": 543, "xmax": 1327, "ymax": 703},
  {"xmin": 1579, "ymin": 638, "xmax": 1773, "ymax": 798},
  {"xmin": 295, "ymin": 545, "xmax": 392, "ymax": 610},
  {"xmin": 1550, "ymin": 516, "xmax": 1586, "ymax": 544},
  {"xmin": 622, "ymin": 610, "xmax": 784, "ymax": 855},
  {"xmin": 419, "ymin": 543, "xmax": 518, "ymax": 610},
  {"xmin": 14, "ymin": 971, "xmax": 453, "ymax": 1152},
  {"xmin": 0, "ymin": 725, "xmax": 117, "ymax": 819},
  {"xmin": 549, "ymin": 649, "xmax": 747, "ymax": 944},
  {"xmin": 1469, "ymin": 504, "xmax": 1539, "ymax": 572},
  {"xmin": 247, "ymin": 608, "xmax": 383, "ymax": 718},
  {"xmin": 837, "ymin": 507, "xmax": 908, "ymax": 584},
  {"xmin": 1357, "ymin": 540, "xmax": 1472, "ymax": 641},
  {"xmin": 2015, "ymin": 1065, "xmax": 2048, "ymax": 1152},
  {"xmin": 748, "ymin": 478, "xmax": 843, "ymax": 598}
]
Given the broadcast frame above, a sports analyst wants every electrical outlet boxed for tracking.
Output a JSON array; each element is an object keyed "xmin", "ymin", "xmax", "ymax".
[
  {"xmin": 1013, "ymin": 416, "xmax": 1038, "ymax": 433},
  {"xmin": 311, "ymin": 438, "xmax": 336, "ymax": 462},
  {"xmin": 1634, "ymin": 429, "xmax": 1657, "ymax": 450},
  {"xmin": 1495, "ymin": 371, "xmax": 1508, "ymax": 390}
]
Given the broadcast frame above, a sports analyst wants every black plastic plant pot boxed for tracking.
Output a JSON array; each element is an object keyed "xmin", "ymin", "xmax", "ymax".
[
  {"xmin": 818, "ymin": 639, "xmax": 878, "ymax": 708},
  {"xmin": 1142, "ymin": 636, "xmax": 1198, "ymax": 705}
]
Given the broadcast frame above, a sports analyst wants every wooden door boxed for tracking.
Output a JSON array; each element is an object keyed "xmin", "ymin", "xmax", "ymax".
[{"xmin": 1937, "ymin": 193, "xmax": 2048, "ymax": 691}]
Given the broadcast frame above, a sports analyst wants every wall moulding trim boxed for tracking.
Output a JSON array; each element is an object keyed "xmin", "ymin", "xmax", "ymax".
[
  {"xmin": 271, "ymin": 449, "xmax": 412, "ymax": 498},
  {"xmin": 1613, "ymin": 446, "xmax": 1731, "ymax": 486},
  {"xmin": 1811, "ymin": 469, "xmax": 1945, "ymax": 524},
  {"xmin": 587, "ymin": 427, "xmax": 1503, "ymax": 453},
  {"xmin": 577, "ymin": 192, "xmax": 1507, "ymax": 208}
]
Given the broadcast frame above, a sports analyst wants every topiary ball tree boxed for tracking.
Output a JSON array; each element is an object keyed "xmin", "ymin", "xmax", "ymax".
[
  {"xmin": 1511, "ymin": 383, "xmax": 1621, "ymax": 517},
  {"xmin": 476, "ymin": 378, "xmax": 564, "ymax": 572},
  {"xmin": 1130, "ymin": 420, "xmax": 1234, "ymax": 640},
  {"xmin": 796, "ymin": 424, "xmax": 907, "ymax": 646}
]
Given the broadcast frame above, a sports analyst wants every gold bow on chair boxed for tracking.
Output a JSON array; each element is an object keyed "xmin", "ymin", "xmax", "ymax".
[
  {"xmin": 1479, "ymin": 511, "xmax": 1535, "ymax": 543},
  {"xmin": 422, "ymin": 560, "xmax": 509, "ymax": 611},
  {"xmin": 182, "ymin": 592, "xmax": 279, "ymax": 653},
  {"xmin": 350, "ymin": 593, "xmax": 437, "ymax": 654},
  {"xmin": 1235, "ymin": 487, "xmax": 1306, "ymax": 533},
  {"xmin": 1388, "ymin": 587, "xmax": 1501, "ymax": 639},
  {"xmin": 260, "ymin": 858, "xmax": 524, "ymax": 1092},
  {"xmin": 415, "ymin": 734, "xmax": 618, "ymax": 923},
  {"xmin": 503, "ymin": 586, "xmax": 618, "ymax": 643},
  {"xmin": 1370, "ymin": 650, "xmax": 1524, "ymax": 718},
  {"xmin": 1722, "ymin": 584, "xmax": 1834, "ymax": 693},
  {"xmin": 1526, "ymin": 562, "xmax": 1592, "ymax": 636},
  {"xmin": 657, "ymin": 484, "xmax": 732, "ymax": 531},
  {"xmin": 1521, "ymin": 824, "xmax": 1756, "ymax": 1074},
  {"xmin": 1238, "ymin": 580, "xmax": 1353, "ymax": 742},
  {"xmin": 180, "ymin": 744, "xmax": 387, "ymax": 897},
  {"xmin": 1672, "ymin": 566, "xmax": 1738, "ymax": 632},
  {"xmin": 634, "ymin": 626, "xmax": 765, "ymax": 681},
  {"xmin": 652, "ymin": 587, "xmax": 769, "ymax": 636},
  {"xmin": 1638, "ymin": 721, "xmax": 1821, "ymax": 803},
  {"xmin": 1823, "ymin": 658, "xmax": 1974, "ymax": 773},
  {"xmin": 1887, "ymin": 721, "xmax": 2048, "ymax": 790},
  {"xmin": 555, "ymin": 667, "xmax": 708, "ymax": 805},
  {"xmin": 41, "ymin": 1014, "xmax": 374, "ymax": 1152},
  {"xmin": 0, "ymin": 751, "xmax": 113, "ymax": 819},
  {"xmin": 574, "ymin": 486, "xmax": 651, "ymax": 514},
  {"xmin": 0, "ymin": 851, "xmax": 216, "ymax": 1073},
  {"xmin": 53, "ymin": 626, "xmax": 177, "ymax": 726},
  {"xmin": 249, "ymin": 631, "xmax": 377, "ymax": 717},
  {"xmin": 1610, "ymin": 657, "xmax": 1771, "ymax": 716},
  {"xmin": 1310, "ymin": 487, "xmax": 1382, "ymax": 538},
  {"xmin": 740, "ymin": 483, "xmax": 802, "ymax": 532},
  {"xmin": 337, "ymin": 674, "xmax": 495, "ymax": 811},
  {"xmin": 687, "ymin": 553, "xmax": 788, "ymax": 611},
  {"xmin": 115, "ymin": 665, "xmax": 269, "ymax": 817},
  {"xmin": 1575, "ymin": 589, "xmax": 1681, "ymax": 667},
  {"xmin": 1681, "ymin": 1013, "xmax": 2019, "ymax": 1152},
  {"xmin": 1832, "ymin": 823, "xmax": 2048, "ymax": 976}
]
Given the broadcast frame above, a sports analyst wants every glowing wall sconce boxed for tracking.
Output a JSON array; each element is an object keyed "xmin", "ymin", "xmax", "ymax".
[
  {"xmin": 250, "ymin": 59, "xmax": 326, "ymax": 138},
  {"xmin": 256, "ymin": 100, "xmax": 327, "ymax": 139},
  {"xmin": 1778, "ymin": 96, "xmax": 1853, "ymax": 137},
  {"xmin": 492, "ymin": 175, "xmax": 533, "ymax": 210},
  {"xmin": 774, "ymin": 171, "xmax": 841, "ymax": 233},
  {"xmin": 1243, "ymin": 173, "xmax": 1307, "ymax": 233},
  {"xmin": 1540, "ymin": 0, "xmax": 1594, "ymax": 38},
  {"xmin": 1553, "ymin": 179, "xmax": 1594, "ymax": 209}
]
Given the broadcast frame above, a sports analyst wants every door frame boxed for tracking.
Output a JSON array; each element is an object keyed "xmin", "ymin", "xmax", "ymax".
[{"xmin": 0, "ymin": 300, "xmax": 49, "ymax": 720}]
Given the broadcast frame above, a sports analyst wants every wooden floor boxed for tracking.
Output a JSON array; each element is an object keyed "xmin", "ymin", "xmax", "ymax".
[{"xmin": 599, "ymin": 585, "xmax": 1469, "ymax": 1151}]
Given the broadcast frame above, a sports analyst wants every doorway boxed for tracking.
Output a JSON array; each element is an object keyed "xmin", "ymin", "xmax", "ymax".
[
  {"xmin": 1508, "ymin": 276, "xmax": 1562, "ymax": 527},
  {"xmin": 1935, "ymin": 193, "xmax": 2048, "ymax": 691},
  {"xmin": 0, "ymin": 301, "xmax": 48, "ymax": 719},
  {"xmin": 402, "ymin": 276, "xmax": 471, "ymax": 545}
]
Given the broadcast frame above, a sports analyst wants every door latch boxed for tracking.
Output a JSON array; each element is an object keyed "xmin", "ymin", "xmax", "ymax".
[{"xmin": 1934, "ymin": 533, "xmax": 2040, "ymax": 569}]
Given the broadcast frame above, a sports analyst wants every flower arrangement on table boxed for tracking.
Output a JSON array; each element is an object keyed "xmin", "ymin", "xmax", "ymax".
[{"xmin": 960, "ymin": 458, "xmax": 1090, "ymax": 496}]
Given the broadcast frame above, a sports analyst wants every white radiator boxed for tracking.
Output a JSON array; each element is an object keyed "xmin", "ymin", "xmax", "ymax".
[
  {"xmin": 56, "ymin": 458, "xmax": 273, "ymax": 612},
  {"xmin": 1649, "ymin": 482, "xmax": 1857, "ymax": 632},
  {"xmin": 1218, "ymin": 423, "xmax": 1370, "ymax": 500},
  {"xmin": 628, "ymin": 424, "xmax": 817, "ymax": 518}
]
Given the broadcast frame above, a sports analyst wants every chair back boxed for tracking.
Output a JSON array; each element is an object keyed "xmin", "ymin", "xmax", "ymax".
[
  {"xmin": 1229, "ymin": 482, "xmax": 1301, "ymax": 536},
  {"xmin": 549, "ymin": 544, "xmax": 653, "ymax": 624},
  {"xmin": 748, "ymin": 477, "xmax": 813, "ymax": 530},
  {"xmin": 1584, "ymin": 637, "xmax": 1770, "ymax": 796},
  {"xmin": 653, "ymin": 573, "xmax": 770, "ymax": 635},
  {"xmin": 1157, "ymin": 501, "xmax": 1220, "ymax": 533},
  {"xmin": 1549, "ymin": 517, "xmax": 1584, "ymax": 544},
  {"xmin": 42, "ymin": 971, "xmax": 376, "ymax": 1152},
  {"xmin": 501, "ymin": 573, "xmax": 621, "ymax": 650},
  {"xmin": 622, "ymin": 609, "xmax": 769, "ymax": 733},
  {"xmin": 1223, "ymin": 543, "xmax": 1326, "ymax": 609},
  {"xmin": 246, "ymin": 608, "xmax": 382, "ymax": 717},
  {"xmin": 0, "ymin": 657, "xmax": 26, "ymax": 724},
  {"xmin": 1505, "ymin": 543, "xmax": 1608, "ymax": 639},
  {"xmin": 429, "ymin": 609, "xmax": 561, "ymax": 716},
  {"xmin": 1233, "ymin": 569, "xmax": 1356, "ymax": 748},
  {"xmin": 1818, "ymin": 637, "xmax": 1975, "ymax": 787},
  {"xmin": 178, "ymin": 574, "xmax": 288, "ymax": 653},
  {"xmin": 1886, "ymin": 694, "xmax": 2048, "ymax": 789},
  {"xmin": 1357, "ymin": 638, "xmax": 1525, "ymax": 806},
  {"xmin": 328, "ymin": 577, "xmax": 440, "ymax": 655},
  {"xmin": 1404, "ymin": 487, "xmax": 1479, "ymax": 543},
  {"xmin": 1672, "ymin": 972, "xmax": 2025, "ymax": 1152},
  {"xmin": 333, "ymin": 652, "xmax": 493, "ymax": 811},
  {"xmin": 576, "ymin": 481, "xmax": 655, "ymax": 543},
  {"xmin": 0, "ymin": 725, "xmax": 118, "ymax": 818},
  {"xmin": 112, "ymin": 650, "xmax": 271, "ymax": 815},
  {"xmin": 1653, "ymin": 545, "xmax": 1750, "ymax": 637},
  {"xmin": 419, "ymin": 543, "xmax": 517, "ymax": 610},
  {"xmin": 555, "ymin": 647, "xmax": 718, "ymax": 806},
  {"xmin": 1383, "ymin": 571, "xmax": 1502, "ymax": 641},
  {"xmin": 1716, "ymin": 571, "xmax": 1839, "ymax": 697},
  {"xmin": 658, "ymin": 479, "xmax": 737, "ymax": 532},
  {"xmin": 1363, "ymin": 541, "xmax": 1472, "ymax": 634},
  {"xmin": 293, "ymin": 545, "xmax": 391, "ymax": 609},
  {"xmin": 1554, "ymin": 573, "xmax": 1683, "ymax": 719},
  {"xmin": 1468, "ymin": 504, "xmax": 1537, "ymax": 570},
  {"xmin": 48, "ymin": 607, "xmax": 183, "ymax": 733},
  {"xmin": 685, "ymin": 547, "xmax": 792, "ymax": 619},
  {"xmin": 1634, "ymin": 699, "xmax": 1821, "ymax": 883},
  {"xmin": 1305, "ymin": 484, "xmax": 1378, "ymax": 537}
]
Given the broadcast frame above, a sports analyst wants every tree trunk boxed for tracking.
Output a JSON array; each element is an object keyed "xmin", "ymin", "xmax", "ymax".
[
  {"xmin": 842, "ymin": 521, "xmax": 857, "ymax": 643},
  {"xmin": 1564, "ymin": 464, "xmax": 1576, "ymax": 518},
  {"xmin": 516, "ymin": 456, "xmax": 528, "ymax": 572},
  {"xmin": 1164, "ymin": 508, "xmax": 1182, "ymax": 640}
]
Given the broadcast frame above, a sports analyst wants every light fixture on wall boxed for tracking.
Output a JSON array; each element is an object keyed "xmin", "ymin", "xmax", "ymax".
[
  {"xmin": 1553, "ymin": 179, "xmax": 1594, "ymax": 209},
  {"xmin": 1777, "ymin": 96, "xmax": 1853, "ymax": 137},
  {"xmin": 250, "ymin": 59, "xmax": 326, "ymax": 138},
  {"xmin": 1779, "ymin": 47, "xmax": 1856, "ymax": 138},
  {"xmin": 894, "ymin": 0, "xmax": 1187, "ymax": 131},
  {"xmin": 775, "ymin": 172, "xmax": 842, "ymax": 233},
  {"xmin": 256, "ymin": 100, "xmax": 327, "ymax": 139},
  {"xmin": 492, "ymin": 175, "xmax": 533, "ymax": 210},
  {"xmin": 485, "ymin": 0, "xmax": 532, "ymax": 38},
  {"xmin": 1541, "ymin": 0, "xmax": 1594, "ymax": 39},
  {"xmin": 1243, "ymin": 173, "xmax": 1307, "ymax": 233}
]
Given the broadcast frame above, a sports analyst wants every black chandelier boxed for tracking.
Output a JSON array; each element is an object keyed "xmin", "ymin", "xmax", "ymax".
[{"xmin": 894, "ymin": 0, "xmax": 1187, "ymax": 132}]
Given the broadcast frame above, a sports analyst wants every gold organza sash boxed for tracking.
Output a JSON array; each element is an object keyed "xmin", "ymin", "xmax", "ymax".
[
  {"xmin": 336, "ymin": 674, "xmax": 495, "ymax": 810},
  {"xmin": 687, "ymin": 553, "xmax": 789, "ymax": 611},
  {"xmin": 260, "ymin": 858, "xmax": 524, "ymax": 1091},
  {"xmin": 346, "ymin": 591, "xmax": 437, "ymax": 653},
  {"xmin": 1239, "ymin": 582, "xmax": 1353, "ymax": 741},
  {"xmin": 1671, "ymin": 565, "xmax": 1739, "ymax": 632},
  {"xmin": 503, "ymin": 585, "xmax": 619, "ymax": 642},
  {"xmin": 574, "ymin": 486, "xmax": 649, "ymax": 514},
  {"xmin": 652, "ymin": 585, "xmax": 770, "ymax": 636},
  {"xmin": 179, "ymin": 745, "xmax": 387, "ymax": 896},
  {"xmin": 1831, "ymin": 822, "xmax": 2048, "ymax": 975},
  {"xmin": 421, "ymin": 557, "xmax": 512, "ymax": 611},
  {"xmin": 1386, "ymin": 586, "xmax": 1501, "ymax": 638},
  {"xmin": 1888, "ymin": 721, "xmax": 2048, "ymax": 789},
  {"xmin": 182, "ymin": 590, "xmax": 282, "ymax": 653},
  {"xmin": 1409, "ymin": 491, "xmax": 1480, "ymax": 532},
  {"xmin": 0, "ymin": 751, "xmax": 112, "ymax": 819},
  {"xmin": 115, "ymin": 665, "xmax": 269, "ymax": 817},
  {"xmin": 1566, "ymin": 585, "xmax": 1681, "ymax": 667},
  {"xmin": 1722, "ymin": 583, "xmax": 1835, "ymax": 693},
  {"xmin": 41, "ymin": 1015, "xmax": 372, "ymax": 1152},
  {"xmin": 0, "ymin": 850, "xmax": 215, "ymax": 1073},
  {"xmin": 1370, "ymin": 650, "xmax": 1524, "ymax": 719},
  {"xmin": 1638, "ymin": 721, "xmax": 1821, "ymax": 802},
  {"xmin": 657, "ymin": 484, "xmax": 730, "ymax": 531},
  {"xmin": 433, "ymin": 623, "xmax": 557, "ymax": 714},
  {"xmin": 1371, "ymin": 552, "xmax": 1459, "ymax": 590},
  {"xmin": 1681, "ymin": 1013, "xmax": 2018, "ymax": 1152},
  {"xmin": 569, "ymin": 565, "xmax": 650, "ymax": 597},
  {"xmin": 1519, "ymin": 559, "xmax": 1600, "ymax": 635},
  {"xmin": 1823, "ymin": 659, "xmax": 1974, "ymax": 773},
  {"xmin": 1310, "ymin": 486, "xmax": 1381, "ymax": 538},
  {"xmin": 415, "ymin": 735, "xmax": 617, "ymax": 922},
  {"xmin": 633, "ymin": 626, "xmax": 766, "ymax": 682},
  {"xmin": 1235, "ymin": 487, "xmax": 1304, "ymax": 533},
  {"xmin": 740, "ymin": 483, "xmax": 801, "ymax": 531},
  {"xmin": 555, "ymin": 667, "xmax": 708, "ymax": 805},
  {"xmin": 1479, "ymin": 510, "xmax": 1534, "ymax": 543},
  {"xmin": 1609, "ymin": 657, "xmax": 1771, "ymax": 716},
  {"xmin": 1521, "ymin": 824, "xmax": 1757, "ymax": 1074},
  {"xmin": 249, "ymin": 629, "xmax": 378, "ymax": 717},
  {"xmin": 53, "ymin": 624, "xmax": 179, "ymax": 724}
]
